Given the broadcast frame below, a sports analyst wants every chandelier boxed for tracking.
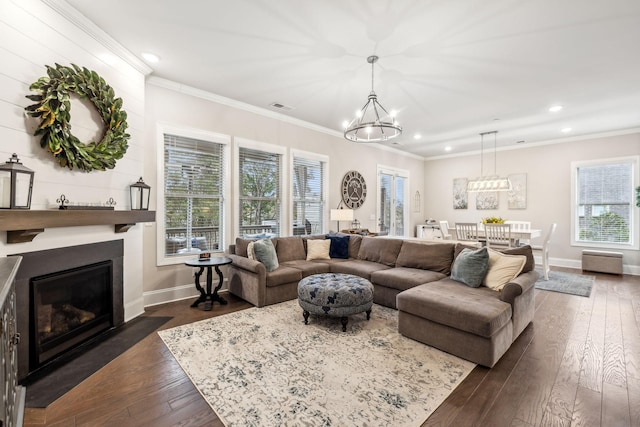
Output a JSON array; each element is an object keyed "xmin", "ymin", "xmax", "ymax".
[
  {"xmin": 467, "ymin": 131, "xmax": 512, "ymax": 192},
  {"xmin": 343, "ymin": 55, "xmax": 402, "ymax": 142}
]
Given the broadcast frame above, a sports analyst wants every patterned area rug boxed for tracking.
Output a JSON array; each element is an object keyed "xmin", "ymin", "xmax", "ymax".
[
  {"xmin": 158, "ymin": 300, "xmax": 475, "ymax": 426},
  {"xmin": 535, "ymin": 269, "xmax": 595, "ymax": 297}
]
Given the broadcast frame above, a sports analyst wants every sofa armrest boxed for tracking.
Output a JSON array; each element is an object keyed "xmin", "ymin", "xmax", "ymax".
[
  {"xmin": 227, "ymin": 253, "xmax": 266, "ymax": 275},
  {"xmin": 500, "ymin": 270, "xmax": 539, "ymax": 305}
]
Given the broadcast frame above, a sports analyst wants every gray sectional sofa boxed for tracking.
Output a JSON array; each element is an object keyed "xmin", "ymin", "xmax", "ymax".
[{"xmin": 227, "ymin": 234, "xmax": 538, "ymax": 367}]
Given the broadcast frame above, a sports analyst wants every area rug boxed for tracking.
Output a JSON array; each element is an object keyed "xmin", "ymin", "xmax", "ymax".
[
  {"xmin": 535, "ymin": 269, "xmax": 595, "ymax": 297},
  {"xmin": 158, "ymin": 300, "xmax": 475, "ymax": 426}
]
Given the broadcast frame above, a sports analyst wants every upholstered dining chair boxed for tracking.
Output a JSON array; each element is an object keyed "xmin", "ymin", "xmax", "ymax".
[
  {"xmin": 484, "ymin": 223, "xmax": 513, "ymax": 248},
  {"xmin": 532, "ymin": 223, "xmax": 557, "ymax": 280},
  {"xmin": 454, "ymin": 222, "xmax": 479, "ymax": 242},
  {"xmin": 439, "ymin": 220, "xmax": 453, "ymax": 240}
]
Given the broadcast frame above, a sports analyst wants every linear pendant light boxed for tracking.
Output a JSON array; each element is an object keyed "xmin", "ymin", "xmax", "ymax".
[{"xmin": 467, "ymin": 131, "xmax": 511, "ymax": 192}]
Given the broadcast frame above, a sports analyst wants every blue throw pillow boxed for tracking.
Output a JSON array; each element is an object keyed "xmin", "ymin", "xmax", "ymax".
[
  {"xmin": 326, "ymin": 235, "xmax": 350, "ymax": 259},
  {"xmin": 451, "ymin": 247, "xmax": 489, "ymax": 288},
  {"xmin": 252, "ymin": 238, "xmax": 279, "ymax": 272}
]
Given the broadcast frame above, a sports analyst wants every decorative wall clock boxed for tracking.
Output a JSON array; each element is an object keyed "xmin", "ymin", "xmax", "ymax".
[{"xmin": 341, "ymin": 170, "xmax": 367, "ymax": 209}]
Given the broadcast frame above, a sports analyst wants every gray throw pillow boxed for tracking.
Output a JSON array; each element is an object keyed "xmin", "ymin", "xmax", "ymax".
[
  {"xmin": 451, "ymin": 247, "xmax": 489, "ymax": 288},
  {"xmin": 253, "ymin": 239, "xmax": 279, "ymax": 272}
]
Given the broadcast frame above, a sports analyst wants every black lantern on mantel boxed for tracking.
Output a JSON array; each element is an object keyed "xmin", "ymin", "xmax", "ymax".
[
  {"xmin": 130, "ymin": 177, "xmax": 150, "ymax": 210},
  {"xmin": 0, "ymin": 153, "xmax": 34, "ymax": 209}
]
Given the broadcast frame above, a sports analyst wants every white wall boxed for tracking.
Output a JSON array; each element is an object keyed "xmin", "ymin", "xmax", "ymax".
[
  {"xmin": 142, "ymin": 80, "xmax": 426, "ymax": 300},
  {"xmin": 0, "ymin": 0, "xmax": 148, "ymax": 319},
  {"xmin": 424, "ymin": 132, "xmax": 640, "ymax": 274}
]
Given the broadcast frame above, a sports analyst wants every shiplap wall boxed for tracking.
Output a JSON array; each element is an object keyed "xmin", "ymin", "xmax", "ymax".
[{"xmin": 0, "ymin": 0, "xmax": 149, "ymax": 319}]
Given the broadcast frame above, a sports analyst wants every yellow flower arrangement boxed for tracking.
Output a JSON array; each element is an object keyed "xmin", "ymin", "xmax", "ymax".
[{"xmin": 482, "ymin": 216, "xmax": 505, "ymax": 224}]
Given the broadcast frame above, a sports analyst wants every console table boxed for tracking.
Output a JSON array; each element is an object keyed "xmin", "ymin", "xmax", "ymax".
[{"xmin": 186, "ymin": 257, "xmax": 232, "ymax": 311}]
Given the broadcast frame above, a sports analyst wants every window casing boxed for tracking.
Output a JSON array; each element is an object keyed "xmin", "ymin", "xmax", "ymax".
[
  {"xmin": 237, "ymin": 140, "xmax": 284, "ymax": 238},
  {"xmin": 292, "ymin": 151, "xmax": 328, "ymax": 235},
  {"xmin": 571, "ymin": 156, "xmax": 639, "ymax": 249},
  {"xmin": 157, "ymin": 127, "xmax": 230, "ymax": 265}
]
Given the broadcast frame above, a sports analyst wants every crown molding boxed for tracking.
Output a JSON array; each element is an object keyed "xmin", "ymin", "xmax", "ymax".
[
  {"xmin": 41, "ymin": 0, "xmax": 153, "ymax": 75},
  {"xmin": 148, "ymin": 76, "xmax": 424, "ymax": 161},
  {"xmin": 424, "ymin": 127, "xmax": 640, "ymax": 161}
]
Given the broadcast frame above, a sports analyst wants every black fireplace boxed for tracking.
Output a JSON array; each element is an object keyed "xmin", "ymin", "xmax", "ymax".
[
  {"xmin": 31, "ymin": 261, "xmax": 113, "ymax": 367},
  {"xmin": 12, "ymin": 240, "xmax": 124, "ymax": 383}
]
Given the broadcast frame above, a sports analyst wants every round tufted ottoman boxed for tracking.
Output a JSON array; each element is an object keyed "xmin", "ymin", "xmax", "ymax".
[{"xmin": 297, "ymin": 273, "xmax": 374, "ymax": 332}]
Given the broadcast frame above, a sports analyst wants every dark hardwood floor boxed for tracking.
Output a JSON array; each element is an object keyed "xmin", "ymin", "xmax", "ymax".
[{"xmin": 23, "ymin": 268, "xmax": 640, "ymax": 427}]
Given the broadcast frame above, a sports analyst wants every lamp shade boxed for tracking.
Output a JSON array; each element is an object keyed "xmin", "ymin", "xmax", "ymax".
[
  {"xmin": 0, "ymin": 153, "xmax": 34, "ymax": 209},
  {"xmin": 330, "ymin": 208, "xmax": 354, "ymax": 222},
  {"xmin": 130, "ymin": 177, "xmax": 151, "ymax": 210}
]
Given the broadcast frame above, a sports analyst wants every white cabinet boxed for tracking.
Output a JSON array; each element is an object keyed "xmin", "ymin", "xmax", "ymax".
[
  {"xmin": 416, "ymin": 224, "xmax": 442, "ymax": 240},
  {"xmin": 0, "ymin": 256, "xmax": 24, "ymax": 427}
]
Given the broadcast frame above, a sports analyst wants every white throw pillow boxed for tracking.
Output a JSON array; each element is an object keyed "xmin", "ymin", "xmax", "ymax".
[
  {"xmin": 247, "ymin": 241, "xmax": 256, "ymax": 260},
  {"xmin": 483, "ymin": 248, "xmax": 527, "ymax": 291},
  {"xmin": 306, "ymin": 239, "xmax": 331, "ymax": 261}
]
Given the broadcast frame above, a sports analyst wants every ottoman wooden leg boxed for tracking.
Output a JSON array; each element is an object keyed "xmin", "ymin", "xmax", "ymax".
[
  {"xmin": 341, "ymin": 316, "xmax": 348, "ymax": 332},
  {"xmin": 303, "ymin": 310, "xmax": 309, "ymax": 325},
  {"xmin": 366, "ymin": 309, "xmax": 371, "ymax": 320}
]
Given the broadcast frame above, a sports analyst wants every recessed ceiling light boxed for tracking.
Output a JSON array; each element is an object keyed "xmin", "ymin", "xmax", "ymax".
[
  {"xmin": 413, "ymin": 134, "xmax": 422, "ymax": 140},
  {"xmin": 561, "ymin": 127, "xmax": 572, "ymax": 133},
  {"xmin": 141, "ymin": 52, "xmax": 160, "ymax": 63},
  {"xmin": 444, "ymin": 146, "xmax": 452, "ymax": 152},
  {"xmin": 549, "ymin": 105, "xmax": 563, "ymax": 113}
]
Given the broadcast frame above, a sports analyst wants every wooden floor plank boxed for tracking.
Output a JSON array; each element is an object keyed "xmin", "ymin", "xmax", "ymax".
[{"xmin": 21, "ymin": 271, "xmax": 640, "ymax": 427}]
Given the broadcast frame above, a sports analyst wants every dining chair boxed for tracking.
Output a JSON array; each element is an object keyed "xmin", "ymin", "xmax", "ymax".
[
  {"xmin": 484, "ymin": 223, "xmax": 513, "ymax": 248},
  {"xmin": 532, "ymin": 223, "xmax": 557, "ymax": 280},
  {"xmin": 505, "ymin": 220, "xmax": 532, "ymax": 246},
  {"xmin": 439, "ymin": 220, "xmax": 453, "ymax": 240},
  {"xmin": 454, "ymin": 222, "xmax": 479, "ymax": 242}
]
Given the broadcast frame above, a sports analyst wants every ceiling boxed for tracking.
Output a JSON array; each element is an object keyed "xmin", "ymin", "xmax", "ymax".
[{"xmin": 64, "ymin": 0, "xmax": 640, "ymax": 158}]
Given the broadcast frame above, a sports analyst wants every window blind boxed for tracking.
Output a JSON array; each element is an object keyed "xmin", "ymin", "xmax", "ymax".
[
  {"xmin": 238, "ymin": 147, "xmax": 281, "ymax": 237},
  {"xmin": 576, "ymin": 161, "xmax": 632, "ymax": 244},
  {"xmin": 164, "ymin": 134, "xmax": 225, "ymax": 256},
  {"xmin": 293, "ymin": 156, "xmax": 325, "ymax": 235}
]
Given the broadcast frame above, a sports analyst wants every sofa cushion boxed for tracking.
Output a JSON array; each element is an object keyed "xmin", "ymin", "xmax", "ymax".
[
  {"xmin": 253, "ymin": 239, "xmax": 279, "ymax": 272},
  {"xmin": 397, "ymin": 279, "xmax": 512, "ymax": 338},
  {"xmin": 357, "ymin": 237, "xmax": 403, "ymax": 267},
  {"xmin": 370, "ymin": 267, "xmax": 447, "ymax": 291},
  {"xmin": 326, "ymin": 235, "xmax": 350, "ymax": 259},
  {"xmin": 451, "ymin": 247, "xmax": 489, "ymax": 288},
  {"xmin": 235, "ymin": 237, "xmax": 256, "ymax": 257},
  {"xmin": 265, "ymin": 266, "xmax": 303, "ymax": 287},
  {"xmin": 329, "ymin": 259, "xmax": 391, "ymax": 280},
  {"xmin": 497, "ymin": 245, "xmax": 535, "ymax": 273},
  {"xmin": 345, "ymin": 234, "xmax": 362, "ymax": 258},
  {"xmin": 396, "ymin": 241, "xmax": 455, "ymax": 275},
  {"xmin": 274, "ymin": 236, "xmax": 307, "ymax": 262},
  {"xmin": 483, "ymin": 248, "xmax": 526, "ymax": 291},
  {"xmin": 280, "ymin": 260, "xmax": 331, "ymax": 277},
  {"xmin": 306, "ymin": 239, "xmax": 331, "ymax": 260}
]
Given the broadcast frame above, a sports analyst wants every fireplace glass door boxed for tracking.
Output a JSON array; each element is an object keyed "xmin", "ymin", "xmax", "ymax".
[{"xmin": 31, "ymin": 261, "xmax": 113, "ymax": 367}]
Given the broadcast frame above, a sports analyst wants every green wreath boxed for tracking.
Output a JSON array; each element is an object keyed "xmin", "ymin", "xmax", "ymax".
[{"xmin": 24, "ymin": 63, "xmax": 130, "ymax": 172}]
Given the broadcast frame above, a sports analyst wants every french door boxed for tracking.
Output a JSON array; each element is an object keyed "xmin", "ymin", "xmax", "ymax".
[{"xmin": 378, "ymin": 167, "xmax": 408, "ymax": 236}]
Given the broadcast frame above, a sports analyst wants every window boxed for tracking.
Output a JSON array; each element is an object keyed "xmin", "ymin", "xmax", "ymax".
[
  {"xmin": 572, "ymin": 156, "xmax": 639, "ymax": 249},
  {"xmin": 378, "ymin": 166, "xmax": 409, "ymax": 236},
  {"xmin": 237, "ymin": 140, "xmax": 284, "ymax": 238},
  {"xmin": 292, "ymin": 151, "xmax": 328, "ymax": 235},
  {"xmin": 157, "ymin": 127, "xmax": 229, "ymax": 265}
]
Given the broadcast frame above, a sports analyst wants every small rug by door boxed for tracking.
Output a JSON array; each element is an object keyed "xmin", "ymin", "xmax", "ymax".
[
  {"xmin": 535, "ymin": 269, "xmax": 595, "ymax": 297},
  {"xmin": 158, "ymin": 300, "xmax": 475, "ymax": 427}
]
